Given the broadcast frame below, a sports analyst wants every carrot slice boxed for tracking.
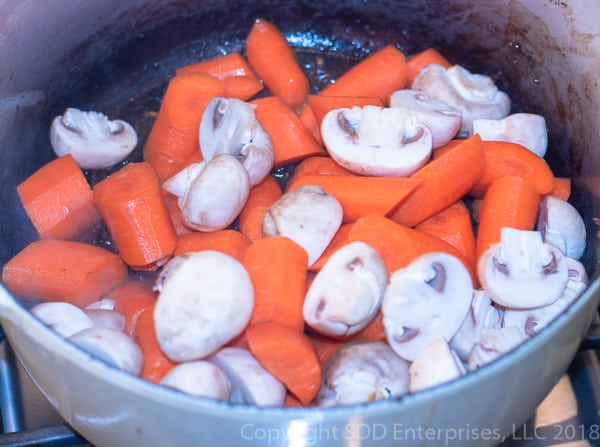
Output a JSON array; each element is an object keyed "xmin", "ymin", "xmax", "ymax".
[
  {"xmin": 308, "ymin": 95, "xmax": 384, "ymax": 127},
  {"xmin": 415, "ymin": 200, "xmax": 477, "ymax": 271},
  {"xmin": 242, "ymin": 236, "xmax": 308, "ymax": 331},
  {"xmin": 238, "ymin": 176, "xmax": 282, "ymax": 242},
  {"xmin": 406, "ymin": 47, "xmax": 452, "ymax": 85},
  {"xmin": 298, "ymin": 103, "xmax": 323, "ymax": 145},
  {"xmin": 476, "ymin": 175, "xmax": 540, "ymax": 262},
  {"xmin": 309, "ymin": 333, "xmax": 344, "ymax": 364},
  {"xmin": 546, "ymin": 177, "xmax": 571, "ymax": 201},
  {"xmin": 108, "ymin": 280, "xmax": 157, "ymax": 336},
  {"xmin": 347, "ymin": 311, "xmax": 386, "ymax": 343},
  {"xmin": 17, "ymin": 154, "xmax": 100, "ymax": 240},
  {"xmin": 2, "ymin": 239, "xmax": 127, "ymax": 307},
  {"xmin": 287, "ymin": 173, "xmax": 422, "ymax": 223},
  {"xmin": 291, "ymin": 156, "xmax": 354, "ymax": 179},
  {"xmin": 319, "ymin": 45, "xmax": 408, "ymax": 103},
  {"xmin": 310, "ymin": 223, "xmax": 353, "ymax": 271},
  {"xmin": 252, "ymin": 96, "xmax": 326, "ymax": 166},
  {"xmin": 246, "ymin": 18, "xmax": 309, "ymax": 110},
  {"xmin": 468, "ymin": 140, "xmax": 556, "ymax": 198},
  {"xmin": 143, "ymin": 72, "xmax": 225, "ymax": 181},
  {"xmin": 175, "ymin": 52, "xmax": 258, "ymax": 80},
  {"xmin": 93, "ymin": 162, "xmax": 177, "ymax": 269},
  {"xmin": 163, "ymin": 191, "xmax": 192, "ymax": 236},
  {"xmin": 223, "ymin": 76, "xmax": 264, "ymax": 100},
  {"xmin": 390, "ymin": 134, "xmax": 485, "ymax": 227},
  {"xmin": 246, "ymin": 321, "xmax": 321, "ymax": 405},
  {"xmin": 174, "ymin": 229, "xmax": 252, "ymax": 261}
]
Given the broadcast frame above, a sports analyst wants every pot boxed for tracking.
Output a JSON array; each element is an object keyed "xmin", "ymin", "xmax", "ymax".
[{"xmin": 0, "ymin": 1, "xmax": 599, "ymax": 446}]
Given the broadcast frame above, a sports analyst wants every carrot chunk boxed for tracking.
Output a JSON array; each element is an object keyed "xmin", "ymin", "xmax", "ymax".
[
  {"xmin": 238, "ymin": 176, "xmax": 282, "ymax": 242},
  {"xmin": 308, "ymin": 95, "xmax": 384, "ymax": 128},
  {"xmin": 174, "ymin": 229, "xmax": 252, "ymax": 261},
  {"xmin": 108, "ymin": 280, "xmax": 157, "ymax": 335}
]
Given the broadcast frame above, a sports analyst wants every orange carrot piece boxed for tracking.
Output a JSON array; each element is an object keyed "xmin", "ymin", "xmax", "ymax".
[
  {"xmin": 476, "ymin": 175, "xmax": 540, "ymax": 262},
  {"xmin": 347, "ymin": 311, "xmax": 386, "ymax": 343},
  {"xmin": 310, "ymin": 223, "xmax": 353, "ymax": 271},
  {"xmin": 223, "ymin": 76, "xmax": 264, "ymax": 100},
  {"xmin": 143, "ymin": 72, "xmax": 224, "ymax": 181},
  {"xmin": 134, "ymin": 304, "xmax": 177, "ymax": 383},
  {"xmin": 319, "ymin": 45, "xmax": 408, "ymax": 103},
  {"xmin": 298, "ymin": 103, "xmax": 323, "ymax": 145},
  {"xmin": 390, "ymin": 134, "xmax": 485, "ymax": 227},
  {"xmin": 406, "ymin": 47, "xmax": 452, "ymax": 85},
  {"xmin": 243, "ymin": 236, "xmax": 308, "ymax": 331},
  {"xmin": 246, "ymin": 18, "xmax": 309, "ymax": 110},
  {"xmin": 546, "ymin": 177, "xmax": 571, "ymax": 201},
  {"xmin": 238, "ymin": 176, "xmax": 282, "ymax": 242},
  {"xmin": 175, "ymin": 52, "xmax": 258, "ymax": 80},
  {"xmin": 284, "ymin": 393, "xmax": 304, "ymax": 408},
  {"xmin": 93, "ymin": 162, "xmax": 177, "ymax": 269},
  {"xmin": 291, "ymin": 156, "xmax": 354, "ymax": 179},
  {"xmin": 309, "ymin": 333, "xmax": 344, "ymax": 364},
  {"xmin": 252, "ymin": 96, "xmax": 326, "ymax": 166},
  {"xmin": 16, "ymin": 155, "xmax": 100, "ymax": 240},
  {"xmin": 287, "ymin": 173, "xmax": 422, "ymax": 223},
  {"xmin": 349, "ymin": 214, "xmax": 476, "ymax": 283},
  {"xmin": 108, "ymin": 281, "xmax": 157, "ymax": 336},
  {"xmin": 308, "ymin": 95, "xmax": 384, "ymax": 127},
  {"xmin": 163, "ymin": 191, "xmax": 193, "ymax": 236},
  {"xmin": 174, "ymin": 229, "xmax": 252, "ymax": 261},
  {"xmin": 468, "ymin": 140, "xmax": 556, "ymax": 198},
  {"xmin": 246, "ymin": 321, "xmax": 321, "ymax": 405},
  {"xmin": 2, "ymin": 239, "xmax": 127, "ymax": 307}
]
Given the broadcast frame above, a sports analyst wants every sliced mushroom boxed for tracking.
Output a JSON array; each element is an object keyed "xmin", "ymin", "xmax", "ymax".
[
  {"xmin": 537, "ymin": 195, "xmax": 587, "ymax": 260},
  {"xmin": 160, "ymin": 360, "xmax": 231, "ymax": 401},
  {"xmin": 389, "ymin": 89, "xmax": 462, "ymax": 148},
  {"xmin": 478, "ymin": 227, "xmax": 569, "ymax": 309},
  {"xmin": 210, "ymin": 347, "xmax": 286, "ymax": 406},
  {"xmin": 382, "ymin": 252, "xmax": 473, "ymax": 361},
  {"xmin": 68, "ymin": 327, "xmax": 143, "ymax": 375},
  {"xmin": 262, "ymin": 185, "xmax": 342, "ymax": 266},
  {"xmin": 199, "ymin": 96, "xmax": 274, "ymax": 186},
  {"xmin": 502, "ymin": 257, "xmax": 589, "ymax": 336},
  {"xmin": 85, "ymin": 298, "xmax": 117, "ymax": 310},
  {"xmin": 467, "ymin": 326, "xmax": 527, "ymax": 371},
  {"xmin": 472, "ymin": 113, "xmax": 548, "ymax": 157},
  {"xmin": 31, "ymin": 301, "xmax": 94, "ymax": 338},
  {"xmin": 153, "ymin": 251, "xmax": 254, "ymax": 362},
  {"xmin": 50, "ymin": 107, "xmax": 138, "ymax": 169},
  {"xmin": 84, "ymin": 308, "xmax": 126, "ymax": 332},
  {"xmin": 163, "ymin": 153, "xmax": 250, "ymax": 232},
  {"xmin": 409, "ymin": 337, "xmax": 466, "ymax": 393},
  {"xmin": 303, "ymin": 241, "xmax": 388, "ymax": 337},
  {"xmin": 320, "ymin": 105, "xmax": 432, "ymax": 176},
  {"xmin": 450, "ymin": 289, "xmax": 503, "ymax": 362},
  {"xmin": 412, "ymin": 64, "xmax": 511, "ymax": 137},
  {"xmin": 317, "ymin": 341, "xmax": 410, "ymax": 406}
]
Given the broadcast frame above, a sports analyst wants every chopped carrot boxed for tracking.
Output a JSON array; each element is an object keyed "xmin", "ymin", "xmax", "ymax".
[
  {"xmin": 308, "ymin": 95, "xmax": 384, "ymax": 128},
  {"xmin": 287, "ymin": 173, "xmax": 422, "ymax": 223},
  {"xmin": 347, "ymin": 311, "xmax": 386, "ymax": 343},
  {"xmin": 238, "ymin": 176, "xmax": 282, "ymax": 242},
  {"xmin": 174, "ymin": 229, "xmax": 252, "ymax": 261},
  {"xmin": 163, "ymin": 191, "xmax": 193, "ymax": 236},
  {"xmin": 310, "ymin": 223, "xmax": 353, "ymax": 271},
  {"xmin": 226, "ymin": 332, "xmax": 249, "ymax": 350},
  {"xmin": 17, "ymin": 154, "xmax": 100, "ymax": 240},
  {"xmin": 476, "ymin": 175, "xmax": 540, "ymax": 262},
  {"xmin": 546, "ymin": 177, "xmax": 571, "ymax": 201},
  {"xmin": 390, "ymin": 134, "xmax": 485, "ymax": 227},
  {"xmin": 246, "ymin": 18, "xmax": 309, "ymax": 110},
  {"xmin": 284, "ymin": 393, "xmax": 304, "ymax": 408},
  {"xmin": 2, "ymin": 239, "xmax": 127, "ymax": 307},
  {"xmin": 93, "ymin": 162, "xmax": 177, "ymax": 270},
  {"xmin": 223, "ymin": 76, "xmax": 264, "ymax": 100},
  {"xmin": 175, "ymin": 52, "xmax": 258, "ymax": 80},
  {"xmin": 143, "ymin": 72, "xmax": 225, "ymax": 181},
  {"xmin": 246, "ymin": 321, "xmax": 321, "ymax": 405},
  {"xmin": 298, "ymin": 103, "xmax": 323, "ymax": 145},
  {"xmin": 309, "ymin": 333, "xmax": 344, "ymax": 364},
  {"xmin": 290, "ymin": 156, "xmax": 354, "ymax": 179},
  {"xmin": 406, "ymin": 48, "xmax": 452, "ymax": 85},
  {"xmin": 108, "ymin": 280, "xmax": 157, "ymax": 336},
  {"xmin": 319, "ymin": 45, "xmax": 408, "ymax": 104},
  {"xmin": 133, "ymin": 304, "xmax": 177, "ymax": 383},
  {"xmin": 252, "ymin": 96, "xmax": 326, "ymax": 166},
  {"xmin": 242, "ymin": 236, "xmax": 308, "ymax": 331},
  {"xmin": 468, "ymin": 140, "xmax": 556, "ymax": 198},
  {"xmin": 415, "ymin": 200, "xmax": 477, "ymax": 270}
]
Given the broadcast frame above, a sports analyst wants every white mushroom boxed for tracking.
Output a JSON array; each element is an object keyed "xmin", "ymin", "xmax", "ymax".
[
  {"xmin": 262, "ymin": 185, "xmax": 343, "ymax": 266},
  {"xmin": 199, "ymin": 96, "xmax": 274, "ymax": 186},
  {"xmin": 317, "ymin": 341, "xmax": 410, "ymax": 406},
  {"xmin": 210, "ymin": 347, "xmax": 286, "ymax": 406},
  {"xmin": 84, "ymin": 308, "xmax": 126, "ymax": 332},
  {"xmin": 303, "ymin": 241, "xmax": 388, "ymax": 337},
  {"xmin": 320, "ymin": 105, "xmax": 432, "ymax": 176},
  {"xmin": 389, "ymin": 89, "xmax": 462, "ymax": 148},
  {"xmin": 382, "ymin": 252, "xmax": 473, "ymax": 361},
  {"xmin": 412, "ymin": 64, "xmax": 511, "ymax": 137},
  {"xmin": 31, "ymin": 301, "xmax": 94, "ymax": 338},
  {"xmin": 472, "ymin": 113, "xmax": 548, "ymax": 157},
  {"xmin": 50, "ymin": 107, "xmax": 138, "ymax": 169},
  {"xmin": 160, "ymin": 361, "xmax": 231, "ymax": 401},
  {"xmin": 163, "ymin": 153, "xmax": 250, "ymax": 232},
  {"xmin": 85, "ymin": 298, "xmax": 117, "ymax": 310},
  {"xmin": 537, "ymin": 195, "xmax": 587, "ymax": 260},
  {"xmin": 409, "ymin": 337, "xmax": 466, "ymax": 393},
  {"xmin": 502, "ymin": 257, "xmax": 588, "ymax": 336},
  {"xmin": 68, "ymin": 327, "xmax": 143, "ymax": 375},
  {"xmin": 467, "ymin": 326, "xmax": 527, "ymax": 371},
  {"xmin": 450, "ymin": 289, "xmax": 503, "ymax": 362},
  {"xmin": 478, "ymin": 227, "xmax": 569, "ymax": 309},
  {"xmin": 153, "ymin": 251, "xmax": 254, "ymax": 362}
]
